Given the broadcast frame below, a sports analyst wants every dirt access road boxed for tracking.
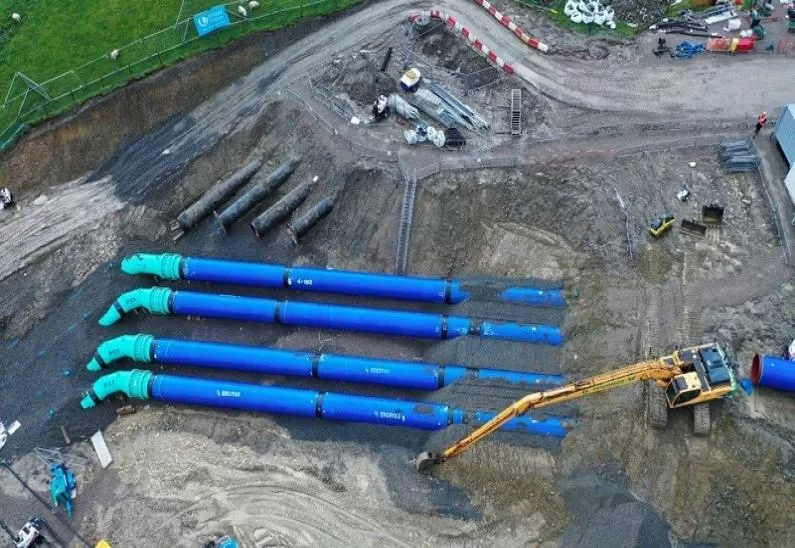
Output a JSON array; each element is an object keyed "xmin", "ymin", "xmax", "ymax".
[
  {"xmin": 51, "ymin": 0, "xmax": 795, "ymax": 192},
  {"xmin": 148, "ymin": 0, "xmax": 795, "ymax": 124},
  {"xmin": 249, "ymin": 0, "xmax": 795, "ymax": 117}
]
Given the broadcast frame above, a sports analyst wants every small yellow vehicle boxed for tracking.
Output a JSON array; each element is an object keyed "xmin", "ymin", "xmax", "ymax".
[{"xmin": 648, "ymin": 213, "xmax": 675, "ymax": 237}]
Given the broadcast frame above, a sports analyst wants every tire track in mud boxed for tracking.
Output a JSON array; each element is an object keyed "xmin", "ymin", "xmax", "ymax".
[
  {"xmin": 164, "ymin": 483, "xmax": 415, "ymax": 547},
  {"xmin": 640, "ymin": 251, "xmax": 663, "ymax": 359},
  {"xmin": 0, "ymin": 176, "xmax": 123, "ymax": 282},
  {"xmin": 676, "ymin": 250, "xmax": 701, "ymax": 346}
]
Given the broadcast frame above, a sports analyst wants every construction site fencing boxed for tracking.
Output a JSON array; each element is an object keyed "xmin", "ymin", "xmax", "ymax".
[
  {"xmin": 0, "ymin": 0, "xmax": 364, "ymax": 153},
  {"xmin": 614, "ymin": 134, "xmax": 727, "ymax": 158},
  {"xmin": 414, "ymin": 155, "xmax": 518, "ymax": 179},
  {"xmin": 751, "ymin": 139, "xmax": 792, "ymax": 265},
  {"xmin": 282, "ymin": 89, "xmax": 399, "ymax": 163}
]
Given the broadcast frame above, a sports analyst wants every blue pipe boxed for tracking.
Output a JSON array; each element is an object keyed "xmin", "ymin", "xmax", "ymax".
[
  {"xmin": 121, "ymin": 253, "xmax": 565, "ymax": 308},
  {"xmin": 472, "ymin": 411, "xmax": 568, "ymax": 436},
  {"xmin": 81, "ymin": 370, "xmax": 571, "ymax": 436},
  {"xmin": 499, "ymin": 287, "xmax": 567, "ymax": 308},
  {"xmin": 87, "ymin": 334, "xmax": 566, "ymax": 390},
  {"xmin": 751, "ymin": 354, "xmax": 795, "ymax": 392},
  {"xmin": 99, "ymin": 288, "xmax": 564, "ymax": 345},
  {"xmin": 122, "ymin": 253, "xmax": 469, "ymax": 303}
]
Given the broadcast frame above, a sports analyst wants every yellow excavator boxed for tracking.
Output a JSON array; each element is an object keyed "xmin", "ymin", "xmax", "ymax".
[{"xmin": 416, "ymin": 342, "xmax": 738, "ymax": 471}]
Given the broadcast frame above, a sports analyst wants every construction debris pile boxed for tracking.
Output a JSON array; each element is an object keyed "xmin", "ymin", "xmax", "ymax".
[
  {"xmin": 700, "ymin": 4, "xmax": 737, "ymax": 25},
  {"xmin": 652, "ymin": 3, "xmax": 737, "ymax": 27},
  {"xmin": 720, "ymin": 140, "xmax": 759, "ymax": 171},
  {"xmin": 387, "ymin": 68, "xmax": 489, "ymax": 148},
  {"xmin": 650, "ymin": 16, "xmax": 709, "ymax": 36}
]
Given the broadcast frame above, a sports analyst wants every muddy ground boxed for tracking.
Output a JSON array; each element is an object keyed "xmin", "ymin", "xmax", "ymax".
[{"xmin": 1, "ymin": 1, "xmax": 795, "ymax": 547}]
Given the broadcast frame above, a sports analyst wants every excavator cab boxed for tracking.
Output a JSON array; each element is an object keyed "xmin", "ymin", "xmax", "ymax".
[
  {"xmin": 664, "ymin": 343, "xmax": 737, "ymax": 409},
  {"xmin": 665, "ymin": 373, "xmax": 703, "ymax": 407}
]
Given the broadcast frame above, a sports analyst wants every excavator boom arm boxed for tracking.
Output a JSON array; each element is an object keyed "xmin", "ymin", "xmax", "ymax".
[{"xmin": 433, "ymin": 361, "xmax": 679, "ymax": 463}]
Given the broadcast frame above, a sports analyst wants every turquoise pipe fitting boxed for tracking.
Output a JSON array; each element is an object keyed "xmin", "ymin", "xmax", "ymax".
[
  {"xmin": 80, "ymin": 370, "xmax": 153, "ymax": 408},
  {"xmin": 87, "ymin": 334, "xmax": 155, "ymax": 372},
  {"xmin": 121, "ymin": 253, "xmax": 182, "ymax": 280},
  {"xmin": 98, "ymin": 287, "xmax": 173, "ymax": 326}
]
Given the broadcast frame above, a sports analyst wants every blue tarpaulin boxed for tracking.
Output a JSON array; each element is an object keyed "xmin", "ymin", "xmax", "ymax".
[
  {"xmin": 194, "ymin": 5, "xmax": 231, "ymax": 37},
  {"xmin": 675, "ymin": 41, "xmax": 706, "ymax": 59}
]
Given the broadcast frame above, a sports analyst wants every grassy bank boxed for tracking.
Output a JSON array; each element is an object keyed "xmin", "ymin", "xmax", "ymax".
[
  {"xmin": 513, "ymin": 0, "xmax": 639, "ymax": 38},
  {"xmin": 0, "ymin": 0, "xmax": 361, "ymax": 150}
]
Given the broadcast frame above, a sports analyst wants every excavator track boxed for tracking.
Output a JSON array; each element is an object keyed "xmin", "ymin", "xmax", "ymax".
[
  {"xmin": 646, "ymin": 381, "xmax": 668, "ymax": 429},
  {"xmin": 692, "ymin": 403, "xmax": 711, "ymax": 436}
]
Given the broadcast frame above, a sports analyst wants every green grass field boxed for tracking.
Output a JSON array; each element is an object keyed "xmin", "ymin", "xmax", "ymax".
[{"xmin": 0, "ymin": 0, "xmax": 359, "ymax": 149}]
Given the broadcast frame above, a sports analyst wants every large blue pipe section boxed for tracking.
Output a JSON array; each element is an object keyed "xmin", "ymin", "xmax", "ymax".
[
  {"xmin": 751, "ymin": 354, "xmax": 795, "ymax": 392},
  {"xmin": 499, "ymin": 287, "xmax": 567, "ymax": 308},
  {"xmin": 121, "ymin": 253, "xmax": 567, "ymax": 307},
  {"xmin": 81, "ymin": 370, "xmax": 570, "ymax": 436},
  {"xmin": 99, "ymin": 288, "xmax": 564, "ymax": 345},
  {"xmin": 88, "ymin": 335, "xmax": 565, "ymax": 390}
]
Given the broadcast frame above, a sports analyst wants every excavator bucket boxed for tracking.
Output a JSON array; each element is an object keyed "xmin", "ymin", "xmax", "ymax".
[
  {"xmin": 415, "ymin": 452, "xmax": 440, "ymax": 472},
  {"xmin": 680, "ymin": 219, "xmax": 707, "ymax": 238},
  {"xmin": 702, "ymin": 205, "xmax": 724, "ymax": 225}
]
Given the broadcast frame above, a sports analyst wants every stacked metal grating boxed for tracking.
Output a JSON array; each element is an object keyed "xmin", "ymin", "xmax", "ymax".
[
  {"xmin": 720, "ymin": 140, "xmax": 759, "ymax": 172},
  {"xmin": 427, "ymin": 82, "xmax": 489, "ymax": 131},
  {"xmin": 410, "ymin": 89, "xmax": 459, "ymax": 128},
  {"xmin": 408, "ymin": 83, "xmax": 489, "ymax": 132}
]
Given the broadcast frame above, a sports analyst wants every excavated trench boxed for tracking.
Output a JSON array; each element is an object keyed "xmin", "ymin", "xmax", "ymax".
[{"xmin": 1, "ymin": 2, "xmax": 794, "ymax": 546}]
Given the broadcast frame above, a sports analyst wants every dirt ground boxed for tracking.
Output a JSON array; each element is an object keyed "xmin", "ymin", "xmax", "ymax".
[{"xmin": 1, "ymin": 1, "xmax": 795, "ymax": 547}]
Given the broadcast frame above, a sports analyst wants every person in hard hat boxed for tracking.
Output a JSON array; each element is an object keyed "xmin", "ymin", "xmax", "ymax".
[{"xmin": 754, "ymin": 111, "xmax": 768, "ymax": 138}]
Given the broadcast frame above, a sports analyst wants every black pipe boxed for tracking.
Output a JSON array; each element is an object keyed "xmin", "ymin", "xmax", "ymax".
[
  {"xmin": 250, "ymin": 181, "xmax": 312, "ymax": 239},
  {"xmin": 176, "ymin": 159, "xmax": 261, "ymax": 231},
  {"xmin": 214, "ymin": 159, "xmax": 299, "ymax": 232},
  {"xmin": 286, "ymin": 196, "xmax": 334, "ymax": 244},
  {"xmin": 380, "ymin": 47, "xmax": 393, "ymax": 72}
]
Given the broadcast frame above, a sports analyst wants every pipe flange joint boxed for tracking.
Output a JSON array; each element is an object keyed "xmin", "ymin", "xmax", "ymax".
[
  {"xmin": 128, "ymin": 369, "xmax": 154, "ymax": 400},
  {"xmin": 132, "ymin": 334, "xmax": 156, "ymax": 362},
  {"xmin": 147, "ymin": 287, "xmax": 173, "ymax": 314},
  {"xmin": 121, "ymin": 253, "xmax": 182, "ymax": 280}
]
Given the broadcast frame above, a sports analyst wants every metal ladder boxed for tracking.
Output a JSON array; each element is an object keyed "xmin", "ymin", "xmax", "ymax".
[
  {"xmin": 510, "ymin": 89, "xmax": 521, "ymax": 136},
  {"xmin": 395, "ymin": 171, "xmax": 418, "ymax": 274}
]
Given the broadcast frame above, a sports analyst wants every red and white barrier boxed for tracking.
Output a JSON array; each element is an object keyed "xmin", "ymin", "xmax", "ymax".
[
  {"xmin": 409, "ymin": 10, "xmax": 515, "ymax": 75},
  {"xmin": 471, "ymin": 0, "xmax": 549, "ymax": 53}
]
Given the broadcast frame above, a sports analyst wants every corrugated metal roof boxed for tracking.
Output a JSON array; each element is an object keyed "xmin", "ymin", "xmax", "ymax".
[{"xmin": 774, "ymin": 104, "xmax": 795, "ymax": 167}]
